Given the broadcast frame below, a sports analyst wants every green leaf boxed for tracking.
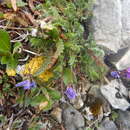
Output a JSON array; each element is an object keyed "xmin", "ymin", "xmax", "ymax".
[
  {"xmin": 30, "ymin": 94, "xmax": 53, "ymax": 111},
  {"xmin": 8, "ymin": 56, "xmax": 18, "ymax": 68},
  {"xmin": 30, "ymin": 95, "xmax": 47, "ymax": 106},
  {"xmin": 47, "ymin": 88, "xmax": 61, "ymax": 100},
  {"xmin": 17, "ymin": 0, "xmax": 27, "ymax": 7},
  {"xmin": 1, "ymin": 56, "xmax": 9, "ymax": 65},
  {"xmin": 0, "ymin": 29, "xmax": 11, "ymax": 54},
  {"xmin": 69, "ymin": 54, "xmax": 76, "ymax": 66},
  {"xmin": 30, "ymin": 37, "xmax": 43, "ymax": 47},
  {"xmin": 1, "ymin": 54, "xmax": 18, "ymax": 69},
  {"xmin": 63, "ymin": 68, "xmax": 74, "ymax": 85},
  {"xmin": 47, "ymin": 28, "xmax": 59, "ymax": 39},
  {"xmin": 13, "ymin": 42, "xmax": 22, "ymax": 54}
]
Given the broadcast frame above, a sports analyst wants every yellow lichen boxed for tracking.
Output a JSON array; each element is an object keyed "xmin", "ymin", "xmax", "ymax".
[
  {"xmin": 21, "ymin": 56, "xmax": 53, "ymax": 81},
  {"xmin": 6, "ymin": 68, "xmax": 16, "ymax": 76}
]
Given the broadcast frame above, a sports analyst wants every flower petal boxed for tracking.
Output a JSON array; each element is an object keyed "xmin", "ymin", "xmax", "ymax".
[
  {"xmin": 126, "ymin": 73, "xmax": 130, "ymax": 79},
  {"xmin": 23, "ymin": 85, "xmax": 31, "ymax": 90},
  {"xmin": 127, "ymin": 68, "xmax": 130, "ymax": 73},
  {"xmin": 65, "ymin": 87, "xmax": 77, "ymax": 99},
  {"xmin": 30, "ymin": 81, "xmax": 36, "ymax": 88},
  {"xmin": 15, "ymin": 80, "xmax": 30, "ymax": 87},
  {"xmin": 15, "ymin": 80, "xmax": 36, "ymax": 90},
  {"xmin": 110, "ymin": 71, "xmax": 120, "ymax": 78}
]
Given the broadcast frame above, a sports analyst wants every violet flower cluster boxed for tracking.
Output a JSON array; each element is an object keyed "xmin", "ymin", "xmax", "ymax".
[
  {"xmin": 110, "ymin": 71, "xmax": 120, "ymax": 78},
  {"xmin": 15, "ymin": 80, "xmax": 36, "ymax": 90},
  {"xmin": 110, "ymin": 67, "xmax": 130, "ymax": 79},
  {"xmin": 126, "ymin": 68, "xmax": 130, "ymax": 78},
  {"xmin": 65, "ymin": 86, "xmax": 77, "ymax": 99}
]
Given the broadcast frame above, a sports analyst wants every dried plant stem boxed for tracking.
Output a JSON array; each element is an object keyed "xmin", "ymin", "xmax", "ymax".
[
  {"xmin": 22, "ymin": 48, "xmax": 41, "ymax": 56},
  {"xmin": 0, "ymin": 26, "xmax": 29, "ymax": 30},
  {"xmin": 19, "ymin": 55, "xmax": 30, "ymax": 62},
  {"xmin": 7, "ymin": 114, "xmax": 14, "ymax": 130},
  {"xmin": 86, "ymin": 118, "xmax": 99, "ymax": 129}
]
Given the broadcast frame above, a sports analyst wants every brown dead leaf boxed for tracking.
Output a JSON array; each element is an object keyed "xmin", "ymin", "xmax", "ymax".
[
  {"xmin": 39, "ymin": 101, "xmax": 48, "ymax": 110},
  {"xmin": 11, "ymin": 0, "xmax": 17, "ymax": 11},
  {"xmin": 4, "ymin": 12, "xmax": 16, "ymax": 20},
  {"xmin": 47, "ymin": 56, "xmax": 58, "ymax": 70},
  {"xmin": 4, "ymin": 11, "xmax": 29, "ymax": 27}
]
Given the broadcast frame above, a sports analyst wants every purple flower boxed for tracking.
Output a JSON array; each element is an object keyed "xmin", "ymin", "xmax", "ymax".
[
  {"xmin": 15, "ymin": 80, "xmax": 36, "ymax": 90},
  {"xmin": 126, "ymin": 73, "xmax": 130, "ymax": 79},
  {"xmin": 126, "ymin": 68, "xmax": 130, "ymax": 79},
  {"xmin": 127, "ymin": 68, "xmax": 130, "ymax": 73},
  {"xmin": 65, "ymin": 87, "xmax": 77, "ymax": 99},
  {"xmin": 110, "ymin": 71, "xmax": 120, "ymax": 78}
]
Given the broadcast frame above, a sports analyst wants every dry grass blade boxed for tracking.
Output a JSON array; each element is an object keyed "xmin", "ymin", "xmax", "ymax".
[
  {"xmin": 23, "ymin": 11, "xmax": 38, "ymax": 26},
  {"xmin": 11, "ymin": 0, "xmax": 17, "ymax": 12},
  {"xmin": 28, "ymin": 0, "xmax": 40, "ymax": 15}
]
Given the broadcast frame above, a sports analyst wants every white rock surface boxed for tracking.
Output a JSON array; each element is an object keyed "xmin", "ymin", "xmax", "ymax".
[
  {"xmin": 92, "ymin": 0, "xmax": 130, "ymax": 52},
  {"xmin": 121, "ymin": 0, "xmax": 130, "ymax": 47},
  {"xmin": 100, "ymin": 80, "xmax": 130, "ymax": 111}
]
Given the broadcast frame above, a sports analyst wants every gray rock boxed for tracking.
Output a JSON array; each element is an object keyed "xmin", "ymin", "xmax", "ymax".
[
  {"xmin": 104, "ymin": 47, "xmax": 130, "ymax": 70},
  {"xmin": 116, "ymin": 110, "xmax": 130, "ymax": 130},
  {"xmin": 98, "ymin": 117, "xmax": 118, "ymax": 130},
  {"xmin": 100, "ymin": 79, "xmax": 130, "ymax": 111},
  {"xmin": 104, "ymin": 47, "xmax": 128, "ymax": 63},
  {"xmin": 121, "ymin": 0, "xmax": 130, "ymax": 48},
  {"xmin": 92, "ymin": 0, "xmax": 122, "ymax": 52},
  {"xmin": 92, "ymin": 0, "xmax": 130, "ymax": 53},
  {"xmin": 62, "ymin": 105, "xmax": 84, "ymax": 130}
]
